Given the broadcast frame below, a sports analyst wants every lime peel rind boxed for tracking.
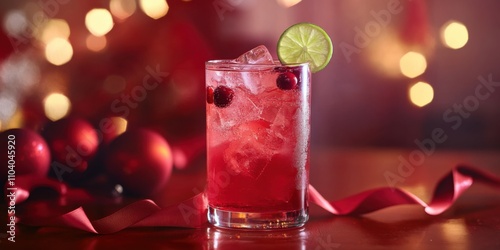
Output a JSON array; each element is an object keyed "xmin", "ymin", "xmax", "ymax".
[{"xmin": 277, "ymin": 22, "xmax": 333, "ymax": 73}]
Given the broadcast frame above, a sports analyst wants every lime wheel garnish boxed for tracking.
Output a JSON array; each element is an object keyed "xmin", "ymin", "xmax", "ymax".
[{"xmin": 277, "ymin": 22, "xmax": 333, "ymax": 73}]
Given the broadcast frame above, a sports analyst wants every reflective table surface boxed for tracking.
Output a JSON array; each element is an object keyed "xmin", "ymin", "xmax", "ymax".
[{"xmin": 1, "ymin": 148, "xmax": 500, "ymax": 249}]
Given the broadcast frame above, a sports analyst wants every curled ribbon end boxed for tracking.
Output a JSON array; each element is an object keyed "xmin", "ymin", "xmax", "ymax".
[{"xmin": 424, "ymin": 206, "xmax": 446, "ymax": 215}]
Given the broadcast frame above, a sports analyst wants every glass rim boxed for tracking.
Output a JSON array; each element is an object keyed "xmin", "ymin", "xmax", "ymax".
[{"xmin": 205, "ymin": 59, "xmax": 310, "ymax": 68}]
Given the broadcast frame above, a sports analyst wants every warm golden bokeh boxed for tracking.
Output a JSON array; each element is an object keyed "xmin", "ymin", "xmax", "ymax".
[
  {"xmin": 110, "ymin": 116, "xmax": 128, "ymax": 136},
  {"xmin": 441, "ymin": 21, "xmax": 469, "ymax": 49},
  {"xmin": 43, "ymin": 93, "xmax": 72, "ymax": 121},
  {"xmin": 139, "ymin": 0, "xmax": 169, "ymax": 19},
  {"xmin": 85, "ymin": 8, "xmax": 114, "ymax": 36},
  {"xmin": 44, "ymin": 38, "xmax": 73, "ymax": 66},
  {"xmin": 409, "ymin": 81, "xmax": 434, "ymax": 107},
  {"xmin": 399, "ymin": 51, "xmax": 427, "ymax": 79},
  {"xmin": 277, "ymin": 0, "xmax": 302, "ymax": 8},
  {"xmin": 39, "ymin": 19, "xmax": 70, "ymax": 45},
  {"xmin": 110, "ymin": 0, "xmax": 137, "ymax": 21}
]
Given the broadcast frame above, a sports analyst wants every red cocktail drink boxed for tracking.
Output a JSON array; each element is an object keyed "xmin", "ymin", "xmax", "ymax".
[{"xmin": 206, "ymin": 46, "xmax": 310, "ymax": 229}]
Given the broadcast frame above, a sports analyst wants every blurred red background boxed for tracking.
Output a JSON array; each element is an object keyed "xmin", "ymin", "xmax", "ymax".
[{"xmin": 0, "ymin": 0, "xmax": 499, "ymax": 150}]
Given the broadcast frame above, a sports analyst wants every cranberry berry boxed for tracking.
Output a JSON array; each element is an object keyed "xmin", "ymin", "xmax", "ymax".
[
  {"xmin": 276, "ymin": 72, "xmax": 298, "ymax": 90},
  {"xmin": 207, "ymin": 86, "xmax": 214, "ymax": 104},
  {"xmin": 213, "ymin": 85, "xmax": 234, "ymax": 108}
]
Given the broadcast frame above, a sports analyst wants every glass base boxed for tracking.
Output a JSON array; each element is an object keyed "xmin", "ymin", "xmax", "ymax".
[{"xmin": 207, "ymin": 206, "xmax": 308, "ymax": 229}]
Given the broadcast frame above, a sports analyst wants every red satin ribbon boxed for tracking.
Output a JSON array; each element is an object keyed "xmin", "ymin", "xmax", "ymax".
[{"xmin": 10, "ymin": 165, "xmax": 500, "ymax": 234}]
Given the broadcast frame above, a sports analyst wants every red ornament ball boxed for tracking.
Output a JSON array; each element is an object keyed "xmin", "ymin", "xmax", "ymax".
[
  {"xmin": 42, "ymin": 117, "xmax": 99, "ymax": 183},
  {"xmin": 0, "ymin": 129, "xmax": 51, "ymax": 182},
  {"xmin": 105, "ymin": 129, "xmax": 173, "ymax": 197}
]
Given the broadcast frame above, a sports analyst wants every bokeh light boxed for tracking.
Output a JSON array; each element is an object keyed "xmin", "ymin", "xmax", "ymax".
[
  {"xmin": 43, "ymin": 93, "xmax": 71, "ymax": 121},
  {"xmin": 45, "ymin": 38, "xmax": 73, "ymax": 66},
  {"xmin": 139, "ymin": 0, "xmax": 169, "ymax": 19},
  {"xmin": 365, "ymin": 30, "xmax": 406, "ymax": 78},
  {"xmin": 0, "ymin": 94, "xmax": 17, "ymax": 124},
  {"xmin": 276, "ymin": 0, "xmax": 302, "ymax": 8},
  {"xmin": 2, "ymin": 109, "xmax": 24, "ymax": 130},
  {"xmin": 399, "ymin": 51, "xmax": 427, "ymax": 78},
  {"xmin": 86, "ymin": 34, "xmax": 107, "ymax": 52},
  {"xmin": 1, "ymin": 54, "xmax": 41, "ymax": 92},
  {"xmin": 110, "ymin": 116, "xmax": 128, "ymax": 136},
  {"xmin": 85, "ymin": 8, "xmax": 114, "ymax": 36},
  {"xmin": 40, "ymin": 19, "xmax": 70, "ymax": 45},
  {"xmin": 3, "ymin": 10, "xmax": 28, "ymax": 37},
  {"xmin": 441, "ymin": 21, "xmax": 469, "ymax": 49},
  {"xmin": 110, "ymin": 0, "xmax": 137, "ymax": 21},
  {"xmin": 409, "ymin": 81, "xmax": 434, "ymax": 107}
]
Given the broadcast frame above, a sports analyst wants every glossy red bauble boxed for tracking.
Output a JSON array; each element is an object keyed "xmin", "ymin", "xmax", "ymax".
[
  {"xmin": 42, "ymin": 117, "xmax": 99, "ymax": 183},
  {"xmin": 105, "ymin": 129, "xmax": 173, "ymax": 197},
  {"xmin": 0, "ymin": 129, "xmax": 51, "ymax": 182}
]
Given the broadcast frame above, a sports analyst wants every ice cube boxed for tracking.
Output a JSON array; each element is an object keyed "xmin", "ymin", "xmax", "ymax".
[
  {"xmin": 225, "ymin": 140, "xmax": 272, "ymax": 178},
  {"xmin": 223, "ymin": 120, "xmax": 274, "ymax": 179},
  {"xmin": 259, "ymin": 89, "xmax": 298, "ymax": 127},
  {"xmin": 233, "ymin": 45, "xmax": 274, "ymax": 64},
  {"xmin": 240, "ymin": 72, "xmax": 269, "ymax": 95},
  {"xmin": 209, "ymin": 87, "xmax": 263, "ymax": 145}
]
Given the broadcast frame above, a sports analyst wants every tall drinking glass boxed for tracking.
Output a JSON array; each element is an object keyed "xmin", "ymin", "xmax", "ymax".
[{"xmin": 206, "ymin": 59, "xmax": 311, "ymax": 229}]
